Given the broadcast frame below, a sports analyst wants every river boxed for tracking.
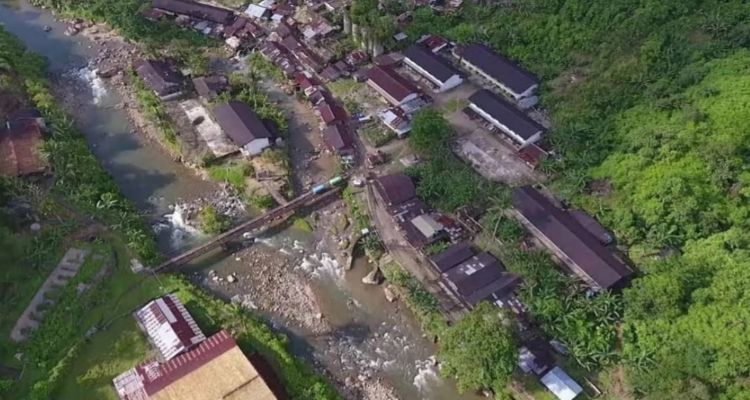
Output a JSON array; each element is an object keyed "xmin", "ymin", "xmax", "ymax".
[{"xmin": 0, "ymin": 2, "xmax": 484, "ymax": 399}]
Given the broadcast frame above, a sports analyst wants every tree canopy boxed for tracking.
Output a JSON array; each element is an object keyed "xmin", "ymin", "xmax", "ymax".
[
  {"xmin": 438, "ymin": 302, "xmax": 517, "ymax": 397},
  {"xmin": 404, "ymin": 1, "xmax": 750, "ymax": 398}
]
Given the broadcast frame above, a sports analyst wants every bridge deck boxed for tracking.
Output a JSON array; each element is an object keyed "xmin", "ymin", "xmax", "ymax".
[{"xmin": 156, "ymin": 187, "xmax": 341, "ymax": 271}]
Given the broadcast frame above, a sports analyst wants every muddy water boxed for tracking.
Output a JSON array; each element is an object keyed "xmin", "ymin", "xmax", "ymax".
[
  {"xmin": 0, "ymin": 2, "xmax": 484, "ymax": 398},
  {"xmin": 0, "ymin": 0, "xmax": 218, "ymax": 251}
]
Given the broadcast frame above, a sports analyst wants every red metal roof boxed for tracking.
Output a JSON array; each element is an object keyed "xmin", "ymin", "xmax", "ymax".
[
  {"xmin": 316, "ymin": 101, "xmax": 347, "ymax": 125},
  {"xmin": 367, "ymin": 66, "xmax": 420, "ymax": 105},
  {"xmin": 323, "ymin": 124, "xmax": 354, "ymax": 154},
  {"xmin": 113, "ymin": 330, "xmax": 237, "ymax": 399},
  {"xmin": 135, "ymin": 294, "xmax": 206, "ymax": 361}
]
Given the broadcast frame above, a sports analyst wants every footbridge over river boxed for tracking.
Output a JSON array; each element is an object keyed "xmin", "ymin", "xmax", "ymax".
[{"xmin": 155, "ymin": 186, "xmax": 343, "ymax": 272}]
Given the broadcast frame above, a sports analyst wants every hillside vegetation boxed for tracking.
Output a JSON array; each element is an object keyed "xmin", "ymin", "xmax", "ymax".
[{"xmin": 407, "ymin": 1, "xmax": 750, "ymax": 398}]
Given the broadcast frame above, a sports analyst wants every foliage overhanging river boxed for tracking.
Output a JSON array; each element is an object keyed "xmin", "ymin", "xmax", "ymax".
[{"xmin": 0, "ymin": 1, "xmax": 485, "ymax": 398}]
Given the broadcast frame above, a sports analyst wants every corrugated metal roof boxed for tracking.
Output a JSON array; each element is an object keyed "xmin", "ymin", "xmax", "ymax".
[
  {"xmin": 512, "ymin": 186, "xmax": 632, "ymax": 289},
  {"xmin": 213, "ymin": 101, "xmax": 274, "ymax": 147},
  {"xmin": 404, "ymin": 44, "xmax": 460, "ymax": 83},
  {"xmin": 459, "ymin": 44, "xmax": 538, "ymax": 95},
  {"xmin": 441, "ymin": 252, "xmax": 505, "ymax": 297},
  {"xmin": 430, "ymin": 242, "xmax": 475, "ymax": 272},
  {"xmin": 135, "ymin": 294, "xmax": 206, "ymax": 361},
  {"xmin": 113, "ymin": 330, "xmax": 287, "ymax": 400},
  {"xmin": 322, "ymin": 124, "xmax": 354, "ymax": 153},
  {"xmin": 468, "ymin": 89, "xmax": 544, "ymax": 140},
  {"xmin": 367, "ymin": 65, "xmax": 420, "ymax": 104},
  {"xmin": 374, "ymin": 174, "xmax": 416, "ymax": 206},
  {"xmin": 135, "ymin": 60, "xmax": 184, "ymax": 97},
  {"xmin": 540, "ymin": 366, "xmax": 583, "ymax": 400}
]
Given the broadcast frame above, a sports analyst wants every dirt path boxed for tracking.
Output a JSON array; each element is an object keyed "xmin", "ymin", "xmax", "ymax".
[{"xmin": 259, "ymin": 80, "xmax": 337, "ymax": 193}]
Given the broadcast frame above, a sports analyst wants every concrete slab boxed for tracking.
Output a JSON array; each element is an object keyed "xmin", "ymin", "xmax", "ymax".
[
  {"xmin": 179, "ymin": 99, "xmax": 237, "ymax": 158},
  {"xmin": 454, "ymin": 129, "xmax": 538, "ymax": 185},
  {"xmin": 10, "ymin": 247, "xmax": 90, "ymax": 342}
]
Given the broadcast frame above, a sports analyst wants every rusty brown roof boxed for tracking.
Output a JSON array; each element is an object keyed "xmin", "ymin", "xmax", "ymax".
[
  {"xmin": 512, "ymin": 186, "xmax": 632, "ymax": 289},
  {"xmin": 367, "ymin": 66, "xmax": 420, "ymax": 104},
  {"xmin": 213, "ymin": 101, "xmax": 274, "ymax": 146},
  {"xmin": 135, "ymin": 60, "xmax": 184, "ymax": 97},
  {"xmin": 0, "ymin": 119, "xmax": 45, "ymax": 177},
  {"xmin": 375, "ymin": 174, "xmax": 416, "ymax": 207}
]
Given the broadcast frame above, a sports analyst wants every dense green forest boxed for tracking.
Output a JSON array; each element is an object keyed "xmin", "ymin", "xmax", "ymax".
[{"xmin": 406, "ymin": 1, "xmax": 750, "ymax": 399}]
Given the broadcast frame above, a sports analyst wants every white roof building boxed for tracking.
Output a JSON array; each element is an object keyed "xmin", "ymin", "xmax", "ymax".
[
  {"xmin": 540, "ymin": 367, "xmax": 583, "ymax": 400},
  {"xmin": 245, "ymin": 4, "xmax": 269, "ymax": 19}
]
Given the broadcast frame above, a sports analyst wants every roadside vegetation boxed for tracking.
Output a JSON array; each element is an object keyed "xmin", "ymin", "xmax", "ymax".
[
  {"xmin": 406, "ymin": 108, "xmax": 505, "ymax": 211},
  {"xmin": 382, "ymin": 264, "xmax": 517, "ymax": 398},
  {"xmin": 198, "ymin": 205, "xmax": 230, "ymax": 234},
  {"xmin": 130, "ymin": 70, "xmax": 181, "ymax": 156},
  {"xmin": 0, "ymin": 27, "xmax": 340, "ymax": 400},
  {"xmin": 403, "ymin": 2, "xmax": 750, "ymax": 398},
  {"xmin": 29, "ymin": 0, "xmax": 209, "ymax": 48}
]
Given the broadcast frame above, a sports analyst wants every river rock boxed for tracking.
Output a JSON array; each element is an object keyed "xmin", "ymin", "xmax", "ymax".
[
  {"xmin": 97, "ymin": 66, "xmax": 119, "ymax": 78},
  {"xmin": 337, "ymin": 238, "xmax": 349, "ymax": 250},
  {"xmin": 43, "ymin": 25, "xmax": 52, "ymax": 32},
  {"xmin": 227, "ymin": 274, "xmax": 237, "ymax": 283},
  {"xmin": 335, "ymin": 213, "xmax": 349, "ymax": 232},
  {"xmin": 383, "ymin": 285, "xmax": 398, "ymax": 302},
  {"xmin": 362, "ymin": 266, "xmax": 383, "ymax": 285},
  {"xmin": 65, "ymin": 26, "xmax": 79, "ymax": 36}
]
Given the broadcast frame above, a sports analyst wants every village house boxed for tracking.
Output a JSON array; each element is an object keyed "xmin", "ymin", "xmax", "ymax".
[
  {"xmin": 0, "ymin": 110, "xmax": 46, "ymax": 177},
  {"xmin": 518, "ymin": 142, "xmax": 549, "ymax": 169},
  {"xmin": 455, "ymin": 44, "xmax": 539, "ymax": 108},
  {"xmin": 512, "ymin": 186, "xmax": 633, "ymax": 290},
  {"xmin": 366, "ymin": 65, "xmax": 422, "ymax": 106},
  {"xmin": 244, "ymin": 3, "xmax": 271, "ymax": 20},
  {"xmin": 134, "ymin": 294, "xmax": 206, "ymax": 361},
  {"xmin": 316, "ymin": 100, "xmax": 348, "ymax": 126},
  {"xmin": 223, "ymin": 17, "xmax": 265, "ymax": 50},
  {"xmin": 373, "ymin": 173, "xmax": 417, "ymax": 208},
  {"xmin": 322, "ymin": 123, "xmax": 355, "ymax": 158},
  {"xmin": 302, "ymin": 19, "xmax": 335, "ymax": 41},
  {"xmin": 374, "ymin": 174, "xmax": 451, "ymax": 249},
  {"xmin": 403, "ymin": 44, "xmax": 463, "ymax": 93},
  {"xmin": 213, "ymin": 101, "xmax": 275, "ymax": 156},
  {"xmin": 431, "ymin": 245, "xmax": 522, "ymax": 310},
  {"xmin": 192, "ymin": 75, "xmax": 229, "ymax": 100},
  {"xmin": 135, "ymin": 60, "xmax": 185, "ymax": 101},
  {"xmin": 540, "ymin": 367, "xmax": 584, "ymax": 400},
  {"xmin": 113, "ymin": 329, "xmax": 288, "ymax": 400},
  {"xmin": 417, "ymin": 34, "xmax": 449, "ymax": 53},
  {"xmin": 378, "ymin": 107, "xmax": 411, "ymax": 137},
  {"xmin": 468, "ymin": 89, "xmax": 544, "ymax": 148},
  {"xmin": 345, "ymin": 50, "xmax": 368, "ymax": 67}
]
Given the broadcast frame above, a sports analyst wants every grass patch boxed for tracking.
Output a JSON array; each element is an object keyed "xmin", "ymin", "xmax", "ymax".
[
  {"xmin": 381, "ymin": 263, "xmax": 446, "ymax": 336},
  {"xmin": 131, "ymin": 70, "xmax": 182, "ymax": 157},
  {"xmin": 442, "ymin": 98, "xmax": 467, "ymax": 113},
  {"xmin": 291, "ymin": 217, "xmax": 313, "ymax": 233},
  {"xmin": 206, "ymin": 160, "xmax": 254, "ymax": 192},
  {"xmin": 56, "ymin": 320, "xmax": 148, "ymax": 400},
  {"xmin": 327, "ymin": 79, "xmax": 364, "ymax": 100},
  {"xmin": 360, "ymin": 123, "xmax": 396, "ymax": 148}
]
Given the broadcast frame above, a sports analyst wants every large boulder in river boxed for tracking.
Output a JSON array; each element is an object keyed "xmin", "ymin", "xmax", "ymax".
[{"xmin": 362, "ymin": 265, "xmax": 383, "ymax": 285}]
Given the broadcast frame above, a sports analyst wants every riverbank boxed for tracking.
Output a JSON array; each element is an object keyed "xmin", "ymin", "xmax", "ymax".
[{"xmin": 0, "ymin": 18, "xmax": 343, "ymax": 400}]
